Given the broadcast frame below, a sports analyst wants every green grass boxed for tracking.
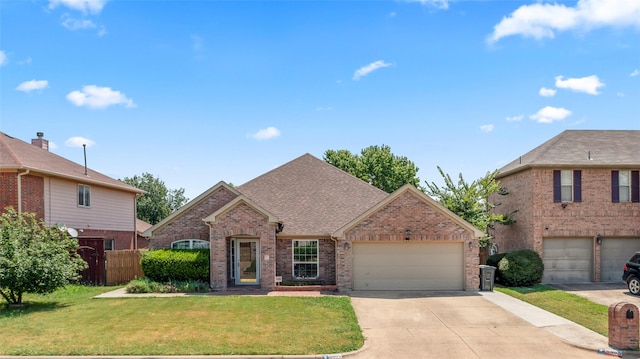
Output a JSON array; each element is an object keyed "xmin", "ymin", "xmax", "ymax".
[
  {"xmin": 0, "ymin": 285, "xmax": 363, "ymax": 356},
  {"xmin": 496, "ymin": 285, "xmax": 609, "ymax": 336}
]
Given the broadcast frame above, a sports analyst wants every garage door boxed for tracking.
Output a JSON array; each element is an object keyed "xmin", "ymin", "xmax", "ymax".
[
  {"xmin": 542, "ymin": 238, "xmax": 592, "ymax": 283},
  {"xmin": 352, "ymin": 242, "xmax": 464, "ymax": 290},
  {"xmin": 601, "ymin": 238, "xmax": 640, "ymax": 282}
]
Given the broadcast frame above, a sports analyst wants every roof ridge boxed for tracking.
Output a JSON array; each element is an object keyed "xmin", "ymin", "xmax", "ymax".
[{"xmin": 524, "ymin": 130, "xmax": 567, "ymax": 164}]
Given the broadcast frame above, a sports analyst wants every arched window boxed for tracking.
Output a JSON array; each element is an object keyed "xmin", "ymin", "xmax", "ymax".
[{"xmin": 170, "ymin": 239, "xmax": 210, "ymax": 249}]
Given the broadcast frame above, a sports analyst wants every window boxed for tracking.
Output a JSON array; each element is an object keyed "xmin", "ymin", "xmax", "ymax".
[
  {"xmin": 553, "ymin": 170, "xmax": 581, "ymax": 203},
  {"xmin": 78, "ymin": 184, "xmax": 91, "ymax": 207},
  {"xmin": 171, "ymin": 239, "xmax": 210, "ymax": 249},
  {"xmin": 104, "ymin": 239, "xmax": 115, "ymax": 251},
  {"xmin": 293, "ymin": 240, "xmax": 318, "ymax": 279},
  {"xmin": 612, "ymin": 170, "xmax": 640, "ymax": 203}
]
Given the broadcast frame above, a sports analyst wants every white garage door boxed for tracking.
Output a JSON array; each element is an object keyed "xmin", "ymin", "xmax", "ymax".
[
  {"xmin": 352, "ymin": 242, "xmax": 464, "ymax": 290},
  {"xmin": 542, "ymin": 238, "xmax": 592, "ymax": 283},
  {"xmin": 600, "ymin": 238, "xmax": 640, "ymax": 283}
]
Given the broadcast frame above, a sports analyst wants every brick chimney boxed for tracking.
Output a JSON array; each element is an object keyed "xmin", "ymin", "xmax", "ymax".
[{"xmin": 31, "ymin": 132, "xmax": 49, "ymax": 151}]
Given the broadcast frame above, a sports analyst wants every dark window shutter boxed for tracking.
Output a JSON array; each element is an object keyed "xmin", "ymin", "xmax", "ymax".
[
  {"xmin": 632, "ymin": 170, "xmax": 639, "ymax": 203},
  {"xmin": 573, "ymin": 170, "xmax": 582, "ymax": 202},
  {"xmin": 612, "ymin": 171, "xmax": 620, "ymax": 203},
  {"xmin": 553, "ymin": 170, "xmax": 561, "ymax": 203}
]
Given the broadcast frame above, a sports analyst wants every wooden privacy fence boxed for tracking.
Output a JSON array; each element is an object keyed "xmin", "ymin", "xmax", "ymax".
[{"xmin": 106, "ymin": 250, "xmax": 145, "ymax": 285}]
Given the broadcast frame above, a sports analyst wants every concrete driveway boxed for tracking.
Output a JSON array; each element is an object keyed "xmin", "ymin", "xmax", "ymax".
[
  {"xmin": 550, "ymin": 282, "xmax": 640, "ymax": 307},
  {"xmin": 348, "ymin": 291, "xmax": 603, "ymax": 359}
]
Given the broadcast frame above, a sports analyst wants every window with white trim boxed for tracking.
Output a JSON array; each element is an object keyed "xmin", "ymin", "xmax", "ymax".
[
  {"xmin": 171, "ymin": 239, "xmax": 210, "ymax": 249},
  {"xmin": 78, "ymin": 184, "xmax": 91, "ymax": 207},
  {"xmin": 293, "ymin": 240, "xmax": 318, "ymax": 279},
  {"xmin": 619, "ymin": 170, "xmax": 631, "ymax": 203},
  {"xmin": 560, "ymin": 170, "xmax": 573, "ymax": 202}
]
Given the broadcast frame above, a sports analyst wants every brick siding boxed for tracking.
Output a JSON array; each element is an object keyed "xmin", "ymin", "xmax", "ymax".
[
  {"xmin": 0, "ymin": 173, "xmax": 44, "ymax": 219},
  {"xmin": 79, "ymin": 228, "xmax": 137, "ymax": 250},
  {"xmin": 275, "ymin": 238, "xmax": 336, "ymax": 286}
]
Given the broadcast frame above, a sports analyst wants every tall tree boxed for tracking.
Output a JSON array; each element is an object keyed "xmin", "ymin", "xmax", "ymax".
[
  {"xmin": 121, "ymin": 173, "xmax": 189, "ymax": 225},
  {"xmin": 424, "ymin": 167, "xmax": 515, "ymax": 247},
  {"xmin": 324, "ymin": 145, "xmax": 421, "ymax": 193},
  {"xmin": 0, "ymin": 208, "xmax": 87, "ymax": 306}
]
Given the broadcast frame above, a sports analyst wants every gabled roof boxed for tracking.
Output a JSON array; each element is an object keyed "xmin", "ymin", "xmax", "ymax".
[
  {"xmin": 237, "ymin": 153, "xmax": 388, "ymax": 236},
  {"xmin": 142, "ymin": 181, "xmax": 240, "ymax": 237},
  {"xmin": 333, "ymin": 184, "xmax": 484, "ymax": 239},
  {"xmin": 498, "ymin": 130, "xmax": 640, "ymax": 177},
  {"xmin": 136, "ymin": 219, "xmax": 152, "ymax": 235},
  {"xmin": 0, "ymin": 132, "xmax": 142, "ymax": 193},
  {"xmin": 202, "ymin": 195, "xmax": 279, "ymax": 224}
]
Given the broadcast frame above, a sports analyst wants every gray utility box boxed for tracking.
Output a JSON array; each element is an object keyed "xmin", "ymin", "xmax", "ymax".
[{"xmin": 479, "ymin": 265, "xmax": 496, "ymax": 291}]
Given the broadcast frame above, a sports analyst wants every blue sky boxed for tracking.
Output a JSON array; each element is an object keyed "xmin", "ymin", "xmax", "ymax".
[{"xmin": 1, "ymin": 0, "xmax": 639, "ymax": 200}]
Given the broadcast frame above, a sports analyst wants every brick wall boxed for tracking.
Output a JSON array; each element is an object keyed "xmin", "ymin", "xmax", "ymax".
[
  {"xmin": 0, "ymin": 172, "xmax": 18, "ymax": 211},
  {"xmin": 337, "ymin": 190, "xmax": 480, "ymax": 291},
  {"xmin": 150, "ymin": 186, "xmax": 237, "ymax": 249},
  {"xmin": 80, "ymin": 228, "xmax": 137, "ymax": 250},
  {"xmin": 275, "ymin": 238, "xmax": 336, "ymax": 285},
  {"xmin": 0, "ymin": 172, "xmax": 45, "ymax": 219}
]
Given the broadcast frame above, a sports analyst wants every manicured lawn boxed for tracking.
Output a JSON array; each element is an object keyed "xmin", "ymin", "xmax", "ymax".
[
  {"xmin": 496, "ymin": 285, "xmax": 609, "ymax": 336},
  {"xmin": 0, "ymin": 285, "xmax": 363, "ymax": 356}
]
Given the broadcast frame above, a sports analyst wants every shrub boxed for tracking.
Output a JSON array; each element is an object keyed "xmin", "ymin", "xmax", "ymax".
[
  {"xmin": 497, "ymin": 249, "xmax": 544, "ymax": 287},
  {"xmin": 126, "ymin": 278, "xmax": 209, "ymax": 293},
  {"xmin": 141, "ymin": 249, "xmax": 209, "ymax": 282},
  {"xmin": 486, "ymin": 252, "xmax": 508, "ymax": 284}
]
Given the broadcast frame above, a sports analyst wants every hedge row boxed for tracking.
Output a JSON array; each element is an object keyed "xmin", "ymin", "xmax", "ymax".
[
  {"xmin": 487, "ymin": 249, "xmax": 544, "ymax": 287},
  {"xmin": 140, "ymin": 249, "xmax": 209, "ymax": 282}
]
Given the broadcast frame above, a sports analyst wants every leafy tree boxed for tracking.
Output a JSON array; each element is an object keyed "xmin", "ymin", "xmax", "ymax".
[
  {"xmin": 424, "ymin": 167, "xmax": 515, "ymax": 247},
  {"xmin": 121, "ymin": 173, "xmax": 189, "ymax": 225},
  {"xmin": 0, "ymin": 207, "xmax": 87, "ymax": 306},
  {"xmin": 324, "ymin": 145, "xmax": 421, "ymax": 193}
]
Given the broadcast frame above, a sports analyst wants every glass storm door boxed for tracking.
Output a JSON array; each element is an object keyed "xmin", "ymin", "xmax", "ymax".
[{"xmin": 235, "ymin": 239, "xmax": 260, "ymax": 285}]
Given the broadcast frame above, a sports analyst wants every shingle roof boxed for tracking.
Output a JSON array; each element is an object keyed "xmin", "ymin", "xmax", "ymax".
[
  {"xmin": 0, "ymin": 132, "xmax": 142, "ymax": 193},
  {"xmin": 237, "ymin": 153, "xmax": 389, "ymax": 236},
  {"xmin": 498, "ymin": 130, "xmax": 640, "ymax": 177}
]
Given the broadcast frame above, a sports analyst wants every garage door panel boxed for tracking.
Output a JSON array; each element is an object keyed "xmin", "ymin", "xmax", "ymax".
[
  {"xmin": 601, "ymin": 238, "xmax": 640, "ymax": 282},
  {"xmin": 543, "ymin": 238, "xmax": 592, "ymax": 283},
  {"xmin": 353, "ymin": 242, "xmax": 464, "ymax": 291}
]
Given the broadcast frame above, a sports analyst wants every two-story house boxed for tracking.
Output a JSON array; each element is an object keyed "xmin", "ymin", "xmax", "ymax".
[
  {"xmin": 492, "ymin": 130, "xmax": 640, "ymax": 283},
  {"xmin": 1, "ymin": 132, "xmax": 145, "ymax": 281}
]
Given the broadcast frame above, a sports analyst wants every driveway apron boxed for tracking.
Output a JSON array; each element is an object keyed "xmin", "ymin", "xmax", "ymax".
[{"xmin": 348, "ymin": 291, "xmax": 603, "ymax": 359}]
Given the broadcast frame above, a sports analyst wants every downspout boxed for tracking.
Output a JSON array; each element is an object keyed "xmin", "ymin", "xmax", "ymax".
[
  {"xmin": 133, "ymin": 195, "xmax": 138, "ymax": 250},
  {"xmin": 17, "ymin": 169, "xmax": 30, "ymax": 214}
]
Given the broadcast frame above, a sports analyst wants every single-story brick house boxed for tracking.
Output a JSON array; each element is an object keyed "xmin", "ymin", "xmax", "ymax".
[{"xmin": 143, "ymin": 154, "xmax": 482, "ymax": 292}]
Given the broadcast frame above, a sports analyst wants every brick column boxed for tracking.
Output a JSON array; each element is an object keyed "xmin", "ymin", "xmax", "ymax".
[{"xmin": 609, "ymin": 302, "xmax": 639, "ymax": 350}]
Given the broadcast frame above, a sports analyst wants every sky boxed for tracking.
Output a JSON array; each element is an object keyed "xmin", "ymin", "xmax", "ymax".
[{"xmin": 1, "ymin": 0, "xmax": 639, "ymax": 200}]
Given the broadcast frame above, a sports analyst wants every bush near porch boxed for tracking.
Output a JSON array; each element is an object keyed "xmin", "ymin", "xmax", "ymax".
[{"xmin": 141, "ymin": 249, "xmax": 209, "ymax": 282}]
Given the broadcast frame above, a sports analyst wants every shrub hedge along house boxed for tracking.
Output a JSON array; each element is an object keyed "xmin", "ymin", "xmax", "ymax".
[{"xmin": 143, "ymin": 154, "xmax": 483, "ymax": 292}]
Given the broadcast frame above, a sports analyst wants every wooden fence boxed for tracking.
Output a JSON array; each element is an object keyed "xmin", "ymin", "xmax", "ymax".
[{"xmin": 106, "ymin": 250, "xmax": 145, "ymax": 285}]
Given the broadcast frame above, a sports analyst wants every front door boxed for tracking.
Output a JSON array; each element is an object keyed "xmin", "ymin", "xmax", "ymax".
[{"xmin": 235, "ymin": 239, "xmax": 260, "ymax": 285}]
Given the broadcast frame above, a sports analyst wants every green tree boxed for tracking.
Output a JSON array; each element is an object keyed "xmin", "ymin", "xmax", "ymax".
[
  {"xmin": 121, "ymin": 173, "xmax": 189, "ymax": 225},
  {"xmin": 0, "ymin": 208, "xmax": 87, "ymax": 306},
  {"xmin": 424, "ymin": 167, "xmax": 515, "ymax": 247},
  {"xmin": 324, "ymin": 145, "xmax": 421, "ymax": 193}
]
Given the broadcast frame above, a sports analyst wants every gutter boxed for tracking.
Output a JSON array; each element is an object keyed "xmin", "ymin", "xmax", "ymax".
[{"xmin": 16, "ymin": 169, "xmax": 30, "ymax": 214}]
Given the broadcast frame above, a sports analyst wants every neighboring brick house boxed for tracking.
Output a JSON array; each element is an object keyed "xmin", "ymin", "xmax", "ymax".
[
  {"xmin": 144, "ymin": 153, "xmax": 483, "ymax": 292},
  {"xmin": 492, "ymin": 130, "xmax": 640, "ymax": 283},
  {"xmin": 0, "ymin": 132, "xmax": 145, "ymax": 251}
]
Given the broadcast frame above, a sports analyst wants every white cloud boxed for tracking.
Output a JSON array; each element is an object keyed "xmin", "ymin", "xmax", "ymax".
[
  {"xmin": 488, "ymin": 0, "xmax": 640, "ymax": 44},
  {"xmin": 506, "ymin": 114, "xmax": 524, "ymax": 122},
  {"xmin": 539, "ymin": 87, "xmax": 557, "ymax": 97},
  {"xmin": 62, "ymin": 16, "xmax": 96, "ymax": 30},
  {"xmin": 66, "ymin": 85, "xmax": 135, "ymax": 109},
  {"xmin": 0, "ymin": 51, "xmax": 7, "ymax": 66},
  {"xmin": 16, "ymin": 80, "xmax": 49, "ymax": 92},
  {"xmin": 402, "ymin": 0, "xmax": 449, "ymax": 10},
  {"xmin": 249, "ymin": 126, "xmax": 281, "ymax": 140},
  {"xmin": 18, "ymin": 56, "xmax": 32, "ymax": 65},
  {"xmin": 315, "ymin": 106, "xmax": 333, "ymax": 112},
  {"xmin": 529, "ymin": 106, "xmax": 571, "ymax": 123},
  {"xmin": 65, "ymin": 136, "xmax": 95, "ymax": 148},
  {"xmin": 555, "ymin": 75, "xmax": 604, "ymax": 95},
  {"xmin": 480, "ymin": 124, "xmax": 495, "ymax": 133},
  {"xmin": 617, "ymin": 92, "xmax": 625, "ymax": 97},
  {"xmin": 353, "ymin": 60, "xmax": 392, "ymax": 81},
  {"xmin": 49, "ymin": 0, "xmax": 106, "ymax": 14},
  {"xmin": 631, "ymin": 69, "xmax": 640, "ymax": 77}
]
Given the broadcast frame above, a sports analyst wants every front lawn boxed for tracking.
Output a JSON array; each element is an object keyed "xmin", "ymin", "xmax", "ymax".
[
  {"xmin": 0, "ymin": 285, "xmax": 363, "ymax": 356},
  {"xmin": 496, "ymin": 285, "xmax": 609, "ymax": 336}
]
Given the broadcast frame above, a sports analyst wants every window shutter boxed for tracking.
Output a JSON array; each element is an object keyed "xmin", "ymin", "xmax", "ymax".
[
  {"xmin": 573, "ymin": 170, "xmax": 582, "ymax": 202},
  {"xmin": 553, "ymin": 170, "xmax": 561, "ymax": 202},
  {"xmin": 632, "ymin": 170, "xmax": 640, "ymax": 203},
  {"xmin": 612, "ymin": 171, "xmax": 620, "ymax": 203}
]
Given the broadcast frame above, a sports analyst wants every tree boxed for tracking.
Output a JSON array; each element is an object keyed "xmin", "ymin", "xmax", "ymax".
[
  {"xmin": 424, "ymin": 167, "xmax": 515, "ymax": 247},
  {"xmin": 121, "ymin": 173, "xmax": 189, "ymax": 225},
  {"xmin": 0, "ymin": 208, "xmax": 87, "ymax": 306},
  {"xmin": 324, "ymin": 145, "xmax": 421, "ymax": 193}
]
